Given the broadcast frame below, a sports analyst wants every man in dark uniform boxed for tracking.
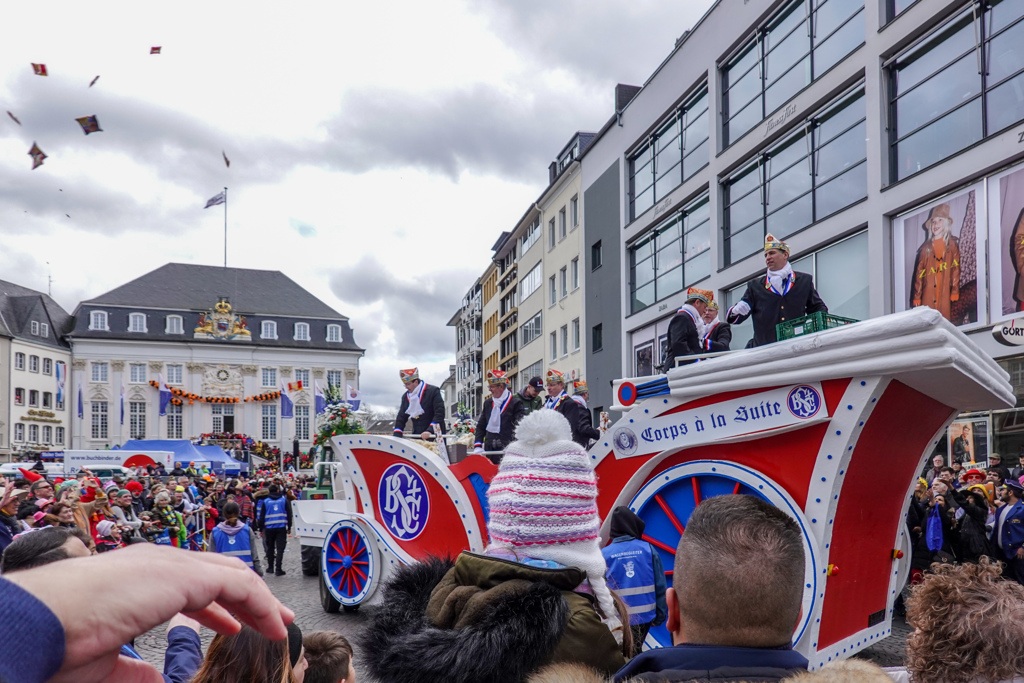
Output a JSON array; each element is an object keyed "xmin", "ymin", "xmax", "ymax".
[
  {"xmin": 393, "ymin": 367, "xmax": 447, "ymax": 440},
  {"xmin": 701, "ymin": 301, "xmax": 731, "ymax": 352},
  {"xmin": 516, "ymin": 375, "xmax": 544, "ymax": 416},
  {"xmin": 726, "ymin": 234, "xmax": 827, "ymax": 347},
  {"xmin": 544, "ymin": 369, "xmax": 600, "ymax": 448},
  {"xmin": 473, "ymin": 370, "xmax": 525, "ymax": 464},
  {"xmin": 662, "ymin": 287, "xmax": 713, "ymax": 371},
  {"xmin": 991, "ymin": 478, "xmax": 1024, "ymax": 585}
]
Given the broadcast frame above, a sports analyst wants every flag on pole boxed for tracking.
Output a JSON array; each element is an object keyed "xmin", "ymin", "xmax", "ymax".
[
  {"xmin": 314, "ymin": 381, "xmax": 326, "ymax": 416},
  {"xmin": 345, "ymin": 384, "xmax": 361, "ymax": 411},
  {"xmin": 120, "ymin": 378, "xmax": 126, "ymax": 425},
  {"xmin": 204, "ymin": 191, "xmax": 225, "ymax": 209},
  {"xmin": 280, "ymin": 383, "xmax": 294, "ymax": 419},
  {"xmin": 56, "ymin": 362, "xmax": 65, "ymax": 404},
  {"xmin": 31, "ymin": 63, "xmax": 47, "ymax": 76},
  {"xmin": 287, "ymin": 380, "xmax": 303, "ymax": 392},
  {"xmin": 158, "ymin": 374, "xmax": 172, "ymax": 416},
  {"xmin": 77, "ymin": 386, "xmax": 83, "ymax": 419},
  {"xmin": 222, "ymin": 151, "xmax": 230, "ymax": 167},
  {"xmin": 150, "ymin": 47, "xmax": 161, "ymax": 54}
]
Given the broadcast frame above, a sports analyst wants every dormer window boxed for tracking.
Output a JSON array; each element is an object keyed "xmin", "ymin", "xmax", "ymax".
[
  {"xmin": 166, "ymin": 315, "xmax": 183, "ymax": 334},
  {"xmin": 294, "ymin": 323, "xmax": 310, "ymax": 341},
  {"xmin": 129, "ymin": 313, "xmax": 147, "ymax": 333},
  {"xmin": 261, "ymin": 321, "xmax": 277, "ymax": 339},
  {"xmin": 40, "ymin": 323, "xmax": 48, "ymax": 337},
  {"xmin": 89, "ymin": 311, "xmax": 108, "ymax": 331},
  {"xmin": 30, "ymin": 321, "xmax": 39, "ymax": 335},
  {"xmin": 326, "ymin": 324, "xmax": 342, "ymax": 342}
]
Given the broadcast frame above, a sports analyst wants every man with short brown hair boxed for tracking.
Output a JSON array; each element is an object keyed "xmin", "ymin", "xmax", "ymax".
[{"xmin": 303, "ymin": 631, "xmax": 355, "ymax": 683}]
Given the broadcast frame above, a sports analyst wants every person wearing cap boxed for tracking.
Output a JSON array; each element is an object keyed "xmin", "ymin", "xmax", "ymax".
[
  {"xmin": 909, "ymin": 202, "xmax": 961, "ymax": 323},
  {"xmin": 517, "ymin": 375, "xmax": 545, "ymax": 415},
  {"xmin": 394, "ymin": 367, "xmax": 447, "ymax": 441},
  {"xmin": 473, "ymin": 369, "xmax": 526, "ymax": 464},
  {"xmin": 700, "ymin": 300, "xmax": 732, "ymax": 352},
  {"xmin": 991, "ymin": 477, "xmax": 1024, "ymax": 584},
  {"xmin": 663, "ymin": 287, "xmax": 713, "ymax": 370},
  {"xmin": 95, "ymin": 520, "xmax": 125, "ymax": 553},
  {"xmin": 988, "ymin": 453, "xmax": 1012, "ymax": 483},
  {"xmin": 545, "ymin": 369, "xmax": 601, "ymax": 448},
  {"xmin": 0, "ymin": 482, "xmax": 31, "ymax": 551},
  {"xmin": 726, "ymin": 234, "xmax": 827, "ymax": 347}
]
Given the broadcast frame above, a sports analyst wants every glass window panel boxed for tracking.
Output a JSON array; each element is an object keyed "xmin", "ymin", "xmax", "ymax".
[
  {"xmin": 815, "ymin": 0, "xmax": 862, "ymax": 41},
  {"xmin": 728, "ymin": 221, "xmax": 765, "ymax": 263},
  {"xmin": 633, "ymin": 256, "xmax": 655, "ymax": 287},
  {"xmin": 895, "ymin": 99, "xmax": 983, "ymax": 179},
  {"xmin": 657, "ymin": 117, "xmax": 681, "ymax": 150},
  {"xmin": 816, "ymin": 121, "xmax": 866, "ymax": 180},
  {"xmin": 814, "ymin": 232, "xmax": 869, "ymax": 320},
  {"xmin": 726, "ymin": 99, "xmax": 763, "ymax": 143},
  {"xmin": 767, "ymin": 1, "xmax": 809, "ymax": 51},
  {"xmin": 727, "ymin": 43, "xmax": 759, "ymax": 84},
  {"xmin": 684, "ymin": 139, "xmax": 710, "ymax": 180},
  {"xmin": 728, "ymin": 190, "xmax": 764, "ymax": 233},
  {"xmin": 634, "ymin": 186, "xmax": 654, "ymax": 217},
  {"xmin": 895, "ymin": 16, "xmax": 974, "ymax": 94},
  {"xmin": 765, "ymin": 57, "xmax": 810, "ymax": 114},
  {"xmin": 766, "ymin": 193, "xmax": 813, "ymax": 237},
  {"xmin": 656, "ymin": 265, "xmax": 684, "ymax": 299},
  {"xmin": 987, "ymin": 19, "xmax": 1024, "ymax": 84},
  {"xmin": 683, "ymin": 109, "xmax": 709, "ymax": 150},
  {"xmin": 986, "ymin": 72, "xmax": 1024, "ymax": 134},
  {"xmin": 684, "ymin": 221, "xmax": 711, "ymax": 260},
  {"xmin": 685, "ymin": 199, "xmax": 711, "ymax": 229},
  {"xmin": 726, "ymin": 68, "xmax": 762, "ymax": 117},
  {"xmin": 632, "ymin": 282, "xmax": 656, "ymax": 313},
  {"xmin": 892, "ymin": 0, "xmax": 914, "ymax": 18},
  {"xmin": 656, "ymin": 141, "xmax": 681, "ymax": 176},
  {"xmin": 686, "ymin": 93, "xmax": 709, "ymax": 124},
  {"xmin": 657, "ymin": 216, "xmax": 682, "ymax": 245},
  {"xmin": 633, "ymin": 235, "xmax": 655, "ymax": 261},
  {"xmin": 813, "ymin": 9, "xmax": 864, "ymax": 78},
  {"xmin": 989, "ymin": 0, "xmax": 1024, "ymax": 35},
  {"xmin": 633, "ymin": 145, "xmax": 652, "ymax": 170},
  {"xmin": 727, "ymin": 285, "xmax": 755, "ymax": 349},
  {"xmin": 633, "ymin": 158, "xmax": 654, "ymax": 192},
  {"xmin": 768, "ymin": 135, "xmax": 808, "ymax": 179},
  {"xmin": 727, "ymin": 165, "xmax": 761, "ymax": 201},
  {"xmin": 684, "ymin": 250, "xmax": 712, "ymax": 285},
  {"xmin": 657, "ymin": 242, "xmax": 683, "ymax": 273},
  {"xmin": 767, "ymin": 161, "xmax": 812, "ymax": 209},
  {"xmin": 817, "ymin": 92, "xmax": 865, "ymax": 143},
  {"xmin": 766, "ymin": 24, "xmax": 810, "ymax": 85},
  {"xmin": 895, "ymin": 54, "xmax": 979, "ymax": 136},
  {"xmin": 816, "ymin": 161, "xmax": 867, "ymax": 218},
  {"xmin": 655, "ymin": 165, "xmax": 682, "ymax": 200}
]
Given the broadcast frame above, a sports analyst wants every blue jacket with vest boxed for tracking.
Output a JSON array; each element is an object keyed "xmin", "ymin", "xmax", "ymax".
[
  {"xmin": 212, "ymin": 521, "xmax": 256, "ymax": 570},
  {"xmin": 602, "ymin": 506, "xmax": 667, "ymax": 628},
  {"xmin": 258, "ymin": 493, "xmax": 291, "ymax": 531},
  {"xmin": 991, "ymin": 498, "xmax": 1024, "ymax": 560}
]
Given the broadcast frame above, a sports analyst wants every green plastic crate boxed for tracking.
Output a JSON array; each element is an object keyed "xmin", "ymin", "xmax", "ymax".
[{"xmin": 776, "ymin": 311, "xmax": 858, "ymax": 341}]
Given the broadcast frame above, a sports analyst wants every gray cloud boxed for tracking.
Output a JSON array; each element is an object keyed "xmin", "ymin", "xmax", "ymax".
[{"xmin": 289, "ymin": 218, "xmax": 316, "ymax": 238}]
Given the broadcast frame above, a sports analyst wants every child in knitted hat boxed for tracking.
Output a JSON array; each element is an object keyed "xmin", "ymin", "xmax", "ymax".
[{"xmin": 95, "ymin": 519, "xmax": 124, "ymax": 553}]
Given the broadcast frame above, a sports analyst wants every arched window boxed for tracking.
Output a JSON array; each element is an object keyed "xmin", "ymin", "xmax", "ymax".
[
  {"xmin": 89, "ymin": 311, "xmax": 108, "ymax": 331},
  {"xmin": 326, "ymin": 324, "xmax": 342, "ymax": 342},
  {"xmin": 166, "ymin": 315, "xmax": 183, "ymax": 334},
  {"xmin": 129, "ymin": 312, "xmax": 147, "ymax": 333},
  {"xmin": 294, "ymin": 322, "xmax": 310, "ymax": 341},
  {"xmin": 261, "ymin": 320, "xmax": 277, "ymax": 339}
]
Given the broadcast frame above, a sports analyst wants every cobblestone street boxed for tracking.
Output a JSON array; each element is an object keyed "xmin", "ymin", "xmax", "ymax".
[{"xmin": 135, "ymin": 535, "xmax": 909, "ymax": 677}]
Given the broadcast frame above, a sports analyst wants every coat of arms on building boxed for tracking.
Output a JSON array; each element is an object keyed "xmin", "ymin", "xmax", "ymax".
[{"xmin": 194, "ymin": 297, "xmax": 251, "ymax": 341}]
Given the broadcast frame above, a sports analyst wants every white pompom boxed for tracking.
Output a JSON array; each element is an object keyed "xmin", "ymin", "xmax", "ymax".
[{"xmin": 514, "ymin": 408, "xmax": 573, "ymax": 447}]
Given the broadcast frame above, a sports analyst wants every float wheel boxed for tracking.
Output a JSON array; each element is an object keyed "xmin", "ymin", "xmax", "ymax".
[{"xmin": 320, "ymin": 519, "xmax": 378, "ymax": 611}]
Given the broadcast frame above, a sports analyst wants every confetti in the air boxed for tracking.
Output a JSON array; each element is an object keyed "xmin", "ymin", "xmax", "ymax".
[
  {"xmin": 89, "ymin": 75, "xmax": 100, "ymax": 87},
  {"xmin": 28, "ymin": 143, "xmax": 46, "ymax": 170},
  {"xmin": 150, "ymin": 46, "xmax": 161, "ymax": 54},
  {"xmin": 7, "ymin": 111, "xmax": 21, "ymax": 126},
  {"xmin": 76, "ymin": 115, "xmax": 102, "ymax": 135},
  {"xmin": 223, "ymin": 151, "xmax": 230, "ymax": 168}
]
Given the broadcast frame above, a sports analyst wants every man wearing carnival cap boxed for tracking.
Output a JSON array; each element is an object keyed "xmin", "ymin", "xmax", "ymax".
[
  {"xmin": 701, "ymin": 300, "xmax": 732, "ymax": 352},
  {"xmin": 726, "ymin": 234, "xmax": 827, "ymax": 347},
  {"xmin": 473, "ymin": 370, "xmax": 526, "ymax": 464},
  {"xmin": 394, "ymin": 368, "xmax": 447, "ymax": 440},
  {"xmin": 545, "ymin": 369, "xmax": 600, "ymax": 447},
  {"xmin": 571, "ymin": 380, "xmax": 599, "ymax": 434},
  {"xmin": 662, "ymin": 287, "xmax": 713, "ymax": 371}
]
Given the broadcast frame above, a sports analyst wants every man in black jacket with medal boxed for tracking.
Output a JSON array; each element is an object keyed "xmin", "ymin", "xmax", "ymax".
[
  {"xmin": 662, "ymin": 287, "xmax": 713, "ymax": 371},
  {"xmin": 701, "ymin": 301, "xmax": 731, "ymax": 352},
  {"xmin": 726, "ymin": 234, "xmax": 827, "ymax": 347},
  {"xmin": 393, "ymin": 367, "xmax": 447, "ymax": 439},
  {"xmin": 544, "ymin": 369, "xmax": 600, "ymax": 448},
  {"xmin": 473, "ymin": 369, "xmax": 525, "ymax": 464}
]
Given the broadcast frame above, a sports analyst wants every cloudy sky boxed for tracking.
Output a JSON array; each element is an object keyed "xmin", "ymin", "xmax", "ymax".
[{"xmin": 0, "ymin": 0, "xmax": 713, "ymax": 409}]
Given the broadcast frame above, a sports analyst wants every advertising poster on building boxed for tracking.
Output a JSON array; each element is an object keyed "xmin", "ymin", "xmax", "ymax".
[
  {"xmin": 893, "ymin": 183, "xmax": 985, "ymax": 327},
  {"xmin": 634, "ymin": 340, "xmax": 654, "ymax": 377},
  {"xmin": 988, "ymin": 163, "xmax": 1024, "ymax": 320},
  {"xmin": 946, "ymin": 417, "xmax": 990, "ymax": 468}
]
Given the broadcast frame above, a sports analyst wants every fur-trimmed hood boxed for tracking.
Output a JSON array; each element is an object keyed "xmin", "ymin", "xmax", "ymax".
[{"xmin": 360, "ymin": 553, "xmax": 624, "ymax": 683}]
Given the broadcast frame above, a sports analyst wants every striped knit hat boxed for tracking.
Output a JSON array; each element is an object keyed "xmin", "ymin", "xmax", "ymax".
[{"xmin": 486, "ymin": 409, "xmax": 623, "ymax": 643}]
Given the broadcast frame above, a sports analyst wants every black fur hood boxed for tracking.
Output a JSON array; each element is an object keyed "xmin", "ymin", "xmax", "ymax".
[{"xmin": 359, "ymin": 555, "xmax": 572, "ymax": 683}]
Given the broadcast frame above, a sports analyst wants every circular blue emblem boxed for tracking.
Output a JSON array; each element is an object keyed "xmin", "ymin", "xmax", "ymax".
[
  {"xmin": 618, "ymin": 382, "xmax": 637, "ymax": 406},
  {"xmin": 787, "ymin": 385, "xmax": 822, "ymax": 419},
  {"xmin": 612, "ymin": 427, "xmax": 639, "ymax": 456},
  {"xmin": 378, "ymin": 463, "xmax": 429, "ymax": 541}
]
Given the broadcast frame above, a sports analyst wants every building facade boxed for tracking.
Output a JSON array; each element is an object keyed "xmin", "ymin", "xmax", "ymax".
[
  {"xmin": 578, "ymin": 0, "xmax": 1024, "ymax": 463},
  {"xmin": 0, "ymin": 281, "xmax": 73, "ymax": 460},
  {"xmin": 68, "ymin": 264, "xmax": 362, "ymax": 450},
  {"xmin": 449, "ymin": 279, "xmax": 483, "ymax": 418}
]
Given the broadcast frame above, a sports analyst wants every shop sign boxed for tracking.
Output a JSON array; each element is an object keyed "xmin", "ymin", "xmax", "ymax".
[{"xmin": 993, "ymin": 317, "xmax": 1024, "ymax": 346}]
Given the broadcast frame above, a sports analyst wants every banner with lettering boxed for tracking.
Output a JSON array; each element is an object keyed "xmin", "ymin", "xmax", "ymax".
[{"xmin": 609, "ymin": 383, "xmax": 829, "ymax": 459}]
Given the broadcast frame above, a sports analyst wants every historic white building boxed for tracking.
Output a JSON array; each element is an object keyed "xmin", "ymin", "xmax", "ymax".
[{"xmin": 68, "ymin": 264, "xmax": 363, "ymax": 450}]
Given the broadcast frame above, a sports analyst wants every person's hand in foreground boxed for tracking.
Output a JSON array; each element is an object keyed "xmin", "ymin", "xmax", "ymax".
[{"xmin": 5, "ymin": 543, "xmax": 294, "ymax": 683}]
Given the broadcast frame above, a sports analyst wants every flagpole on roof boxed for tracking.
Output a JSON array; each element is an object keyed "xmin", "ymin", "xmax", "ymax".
[{"xmin": 223, "ymin": 187, "xmax": 228, "ymax": 268}]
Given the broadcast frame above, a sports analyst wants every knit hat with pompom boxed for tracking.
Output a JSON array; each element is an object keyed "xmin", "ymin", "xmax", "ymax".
[{"xmin": 486, "ymin": 408, "xmax": 623, "ymax": 644}]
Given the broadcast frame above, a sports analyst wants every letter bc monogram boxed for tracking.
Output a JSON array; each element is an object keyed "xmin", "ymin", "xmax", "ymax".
[
  {"xmin": 787, "ymin": 385, "xmax": 822, "ymax": 419},
  {"xmin": 378, "ymin": 463, "xmax": 429, "ymax": 541}
]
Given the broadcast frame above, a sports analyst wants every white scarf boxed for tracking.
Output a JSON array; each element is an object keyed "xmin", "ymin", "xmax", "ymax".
[
  {"xmin": 406, "ymin": 381, "xmax": 425, "ymax": 419},
  {"xmin": 767, "ymin": 262, "xmax": 794, "ymax": 295},
  {"xmin": 702, "ymin": 315, "xmax": 719, "ymax": 340},
  {"xmin": 571, "ymin": 394, "xmax": 588, "ymax": 410},
  {"xmin": 681, "ymin": 303, "xmax": 707, "ymax": 338},
  {"xmin": 486, "ymin": 388, "xmax": 511, "ymax": 434}
]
